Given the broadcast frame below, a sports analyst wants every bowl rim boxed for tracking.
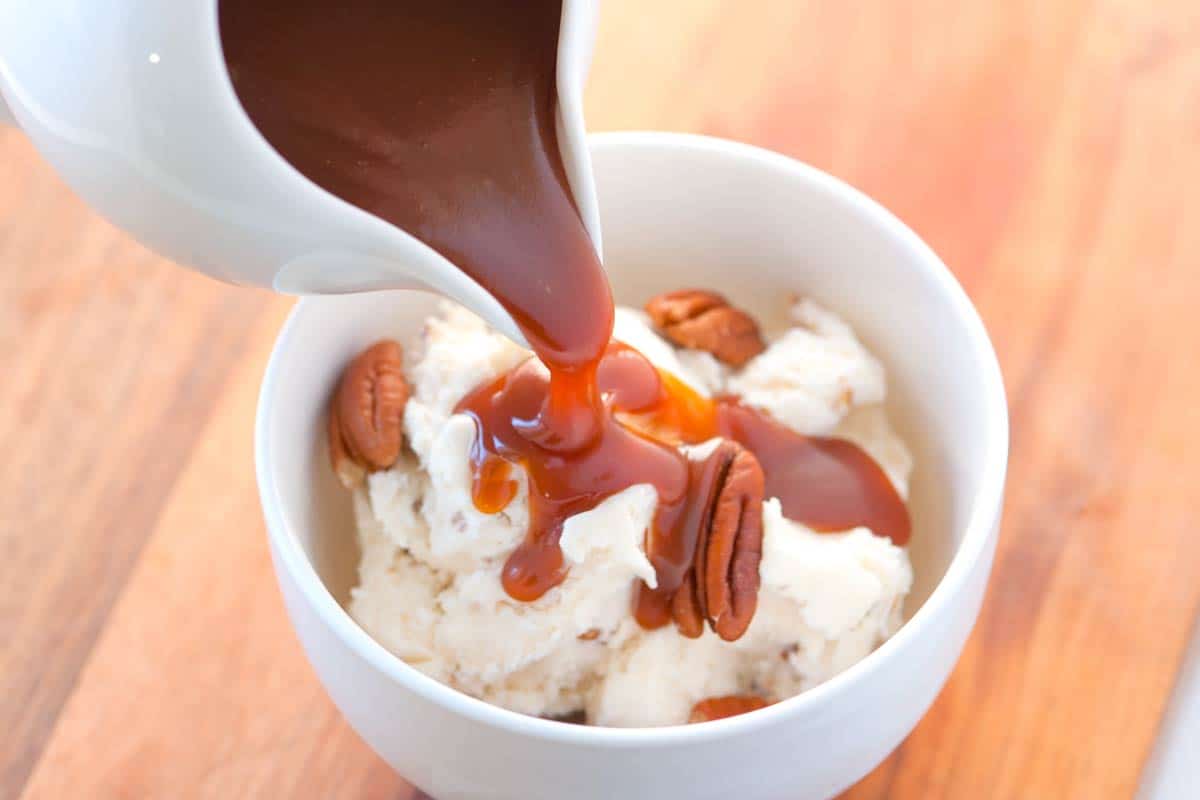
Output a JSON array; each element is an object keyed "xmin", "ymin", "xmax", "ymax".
[{"xmin": 255, "ymin": 130, "xmax": 1009, "ymax": 747}]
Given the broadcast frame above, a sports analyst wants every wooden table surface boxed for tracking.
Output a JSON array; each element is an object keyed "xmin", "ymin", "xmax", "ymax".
[{"xmin": 4, "ymin": 1, "xmax": 1199, "ymax": 797}]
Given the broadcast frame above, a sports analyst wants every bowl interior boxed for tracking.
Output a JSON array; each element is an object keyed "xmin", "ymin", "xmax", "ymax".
[{"xmin": 262, "ymin": 135, "xmax": 998, "ymax": 680}]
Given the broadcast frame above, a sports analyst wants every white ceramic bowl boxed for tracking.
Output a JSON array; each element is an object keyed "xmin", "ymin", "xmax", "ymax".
[{"xmin": 255, "ymin": 132, "xmax": 1008, "ymax": 800}]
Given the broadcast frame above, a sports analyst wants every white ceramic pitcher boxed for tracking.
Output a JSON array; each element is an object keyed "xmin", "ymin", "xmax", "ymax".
[{"xmin": 0, "ymin": 0, "xmax": 603, "ymax": 345}]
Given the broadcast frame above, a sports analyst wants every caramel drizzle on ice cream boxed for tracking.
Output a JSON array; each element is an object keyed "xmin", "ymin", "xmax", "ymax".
[
  {"xmin": 456, "ymin": 341, "xmax": 911, "ymax": 638},
  {"xmin": 224, "ymin": 0, "xmax": 910, "ymax": 640}
]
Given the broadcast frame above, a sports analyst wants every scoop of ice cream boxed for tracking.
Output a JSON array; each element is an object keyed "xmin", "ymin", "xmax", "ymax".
[
  {"xmin": 435, "ymin": 483, "xmax": 659, "ymax": 682},
  {"xmin": 349, "ymin": 490, "xmax": 444, "ymax": 674},
  {"xmin": 727, "ymin": 298, "xmax": 886, "ymax": 436},
  {"xmin": 352, "ymin": 475, "xmax": 657, "ymax": 715},
  {"xmin": 404, "ymin": 303, "xmax": 531, "ymax": 466},
  {"xmin": 347, "ymin": 298, "xmax": 914, "ymax": 726},
  {"xmin": 740, "ymin": 499, "xmax": 912, "ymax": 678},
  {"xmin": 589, "ymin": 628, "xmax": 742, "ymax": 727}
]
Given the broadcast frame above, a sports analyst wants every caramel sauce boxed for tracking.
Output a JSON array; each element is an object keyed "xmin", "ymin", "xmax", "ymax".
[
  {"xmin": 456, "ymin": 352, "xmax": 690, "ymax": 602},
  {"xmin": 222, "ymin": 0, "xmax": 910, "ymax": 624},
  {"xmin": 716, "ymin": 402, "xmax": 911, "ymax": 545},
  {"xmin": 689, "ymin": 694, "xmax": 770, "ymax": 723},
  {"xmin": 472, "ymin": 456, "xmax": 520, "ymax": 515},
  {"xmin": 457, "ymin": 344, "xmax": 911, "ymax": 623}
]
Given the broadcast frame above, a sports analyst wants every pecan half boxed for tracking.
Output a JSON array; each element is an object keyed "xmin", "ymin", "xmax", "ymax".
[
  {"xmin": 688, "ymin": 694, "xmax": 769, "ymax": 723},
  {"xmin": 673, "ymin": 440, "xmax": 765, "ymax": 642},
  {"xmin": 645, "ymin": 289, "xmax": 766, "ymax": 366},
  {"xmin": 328, "ymin": 340, "xmax": 409, "ymax": 486},
  {"xmin": 670, "ymin": 571, "xmax": 705, "ymax": 639}
]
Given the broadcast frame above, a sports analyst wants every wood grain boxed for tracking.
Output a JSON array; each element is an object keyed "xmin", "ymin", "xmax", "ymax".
[
  {"xmin": 4, "ymin": 0, "xmax": 1200, "ymax": 797},
  {"xmin": 20, "ymin": 303, "xmax": 411, "ymax": 800},
  {"xmin": 0, "ymin": 131, "xmax": 272, "ymax": 793}
]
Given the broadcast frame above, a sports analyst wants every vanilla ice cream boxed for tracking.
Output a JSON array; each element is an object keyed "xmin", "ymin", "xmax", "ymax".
[{"xmin": 346, "ymin": 300, "xmax": 913, "ymax": 727}]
